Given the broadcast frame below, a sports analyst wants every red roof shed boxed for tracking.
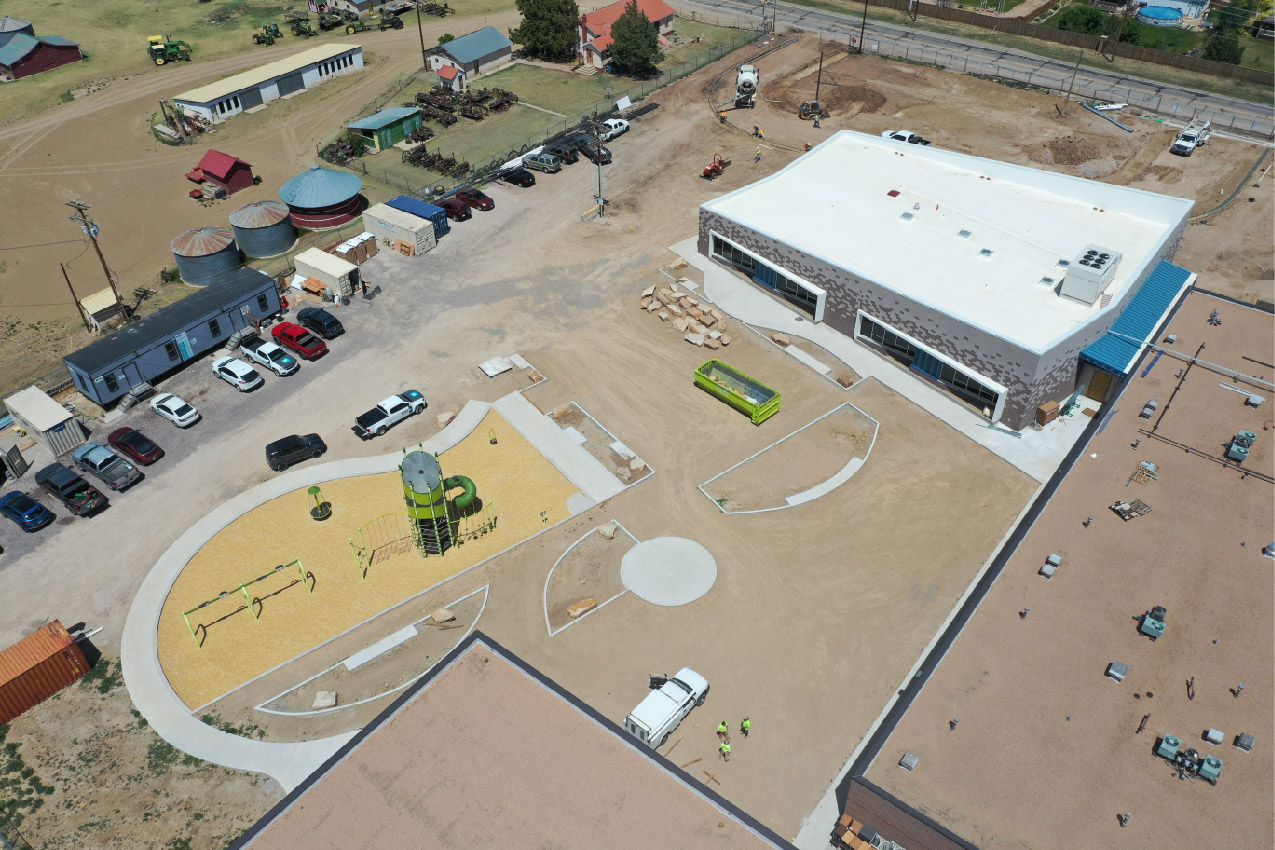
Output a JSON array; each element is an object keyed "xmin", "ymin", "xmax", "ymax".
[{"xmin": 193, "ymin": 150, "xmax": 255, "ymax": 195}]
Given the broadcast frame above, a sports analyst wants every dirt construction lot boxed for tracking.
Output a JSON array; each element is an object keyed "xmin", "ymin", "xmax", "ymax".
[
  {"xmin": 868, "ymin": 291, "xmax": 1274, "ymax": 849},
  {"xmin": 0, "ymin": 29, "xmax": 1270, "ymax": 850}
]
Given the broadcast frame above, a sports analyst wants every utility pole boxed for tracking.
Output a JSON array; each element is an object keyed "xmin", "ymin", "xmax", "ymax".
[
  {"xmin": 66, "ymin": 200, "xmax": 127, "ymax": 323},
  {"xmin": 594, "ymin": 124, "xmax": 605, "ymax": 218},
  {"xmin": 1060, "ymin": 51, "xmax": 1082, "ymax": 117},
  {"xmin": 858, "ymin": 0, "xmax": 868, "ymax": 54},
  {"xmin": 60, "ymin": 263, "xmax": 91, "ymax": 331},
  {"xmin": 814, "ymin": 50, "xmax": 824, "ymax": 107},
  {"xmin": 415, "ymin": 2, "xmax": 429, "ymax": 75}
]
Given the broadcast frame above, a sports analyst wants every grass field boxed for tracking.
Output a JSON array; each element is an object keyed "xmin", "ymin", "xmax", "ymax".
[
  {"xmin": 0, "ymin": 0, "xmax": 518, "ymax": 124},
  {"xmin": 1237, "ymin": 32, "xmax": 1275, "ymax": 73},
  {"xmin": 473, "ymin": 64, "xmax": 617, "ymax": 115}
]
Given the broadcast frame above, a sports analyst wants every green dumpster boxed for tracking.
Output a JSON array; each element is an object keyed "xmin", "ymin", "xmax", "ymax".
[{"xmin": 694, "ymin": 359, "xmax": 780, "ymax": 425}]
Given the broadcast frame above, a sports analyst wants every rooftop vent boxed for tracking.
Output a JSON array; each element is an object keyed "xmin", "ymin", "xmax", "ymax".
[
  {"xmin": 1060, "ymin": 244, "xmax": 1123, "ymax": 306},
  {"xmin": 978, "ymin": 248, "xmax": 994, "ymax": 259},
  {"xmin": 1039, "ymin": 276, "xmax": 1057, "ymax": 287},
  {"xmin": 887, "ymin": 189, "xmax": 901, "ymax": 198},
  {"xmin": 899, "ymin": 212, "xmax": 915, "ymax": 222},
  {"xmin": 957, "ymin": 229, "xmax": 972, "ymax": 239}
]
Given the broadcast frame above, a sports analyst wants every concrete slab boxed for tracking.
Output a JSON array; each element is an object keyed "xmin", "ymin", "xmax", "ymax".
[
  {"xmin": 343, "ymin": 625, "xmax": 417, "ymax": 672},
  {"xmin": 492, "ymin": 392, "xmax": 623, "ymax": 505},
  {"xmin": 621, "ymin": 537, "xmax": 717, "ymax": 607}
]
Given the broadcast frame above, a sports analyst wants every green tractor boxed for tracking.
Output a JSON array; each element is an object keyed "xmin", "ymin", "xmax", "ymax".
[
  {"xmin": 146, "ymin": 35, "xmax": 193, "ymax": 65},
  {"xmin": 264, "ymin": 22, "xmax": 283, "ymax": 38},
  {"xmin": 253, "ymin": 28, "xmax": 276, "ymax": 46},
  {"xmin": 318, "ymin": 11, "xmax": 346, "ymax": 31},
  {"xmin": 344, "ymin": 15, "xmax": 405, "ymax": 33},
  {"xmin": 285, "ymin": 11, "xmax": 317, "ymax": 37}
]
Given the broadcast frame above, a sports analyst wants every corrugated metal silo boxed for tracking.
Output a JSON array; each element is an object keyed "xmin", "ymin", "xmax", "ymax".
[
  {"xmin": 279, "ymin": 166, "xmax": 363, "ymax": 230},
  {"xmin": 229, "ymin": 200, "xmax": 296, "ymax": 258},
  {"xmin": 171, "ymin": 226, "xmax": 239, "ymax": 286}
]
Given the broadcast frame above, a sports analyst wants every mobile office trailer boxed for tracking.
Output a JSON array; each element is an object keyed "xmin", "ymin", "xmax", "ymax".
[{"xmin": 623, "ymin": 668, "xmax": 709, "ymax": 748}]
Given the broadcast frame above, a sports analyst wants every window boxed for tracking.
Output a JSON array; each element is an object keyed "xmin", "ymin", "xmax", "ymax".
[
  {"xmin": 711, "ymin": 235, "xmax": 754, "ymax": 273},
  {"xmin": 859, "ymin": 315, "xmax": 999, "ymax": 409},
  {"xmin": 103, "ymin": 373, "xmax": 119, "ymax": 393},
  {"xmin": 164, "ymin": 341, "xmax": 180, "ymax": 362},
  {"xmin": 257, "ymin": 294, "xmax": 270, "ymax": 312},
  {"xmin": 208, "ymin": 318, "xmax": 222, "ymax": 337},
  {"xmin": 858, "ymin": 315, "xmax": 916, "ymax": 361},
  {"xmin": 775, "ymin": 270, "xmax": 818, "ymax": 310}
]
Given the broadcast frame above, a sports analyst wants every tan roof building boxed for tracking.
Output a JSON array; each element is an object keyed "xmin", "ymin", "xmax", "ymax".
[{"xmin": 231, "ymin": 633, "xmax": 799, "ymax": 850}]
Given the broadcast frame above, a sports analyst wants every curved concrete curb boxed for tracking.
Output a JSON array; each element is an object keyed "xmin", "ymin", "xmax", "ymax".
[{"xmin": 120, "ymin": 401, "xmax": 492, "ymax": 791}]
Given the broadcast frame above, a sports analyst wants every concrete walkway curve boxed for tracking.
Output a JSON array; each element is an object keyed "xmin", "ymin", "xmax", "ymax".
[{"xmin": 120, "ymin": 401, "xmax": 493, "ymax": 791}]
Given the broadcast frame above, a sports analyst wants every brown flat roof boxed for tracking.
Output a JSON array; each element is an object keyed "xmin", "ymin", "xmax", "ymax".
[
  {"xmin": 232, "ymin": 633, "xmax": 798, "ymax": 850},
  {"xmin": 866, "ymin": 289, "xmax": 1274, "ymax": 848}
]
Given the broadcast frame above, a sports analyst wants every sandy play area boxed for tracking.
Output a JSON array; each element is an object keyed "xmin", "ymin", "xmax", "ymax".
[{"xmin": 158, "ymin": 410, "xmax": 579, "ymax": 708}]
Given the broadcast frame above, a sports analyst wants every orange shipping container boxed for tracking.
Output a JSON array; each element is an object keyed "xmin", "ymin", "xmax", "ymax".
[{"xmin": 0, "ymin": 621, "xmax": 89, "ymax": 724}]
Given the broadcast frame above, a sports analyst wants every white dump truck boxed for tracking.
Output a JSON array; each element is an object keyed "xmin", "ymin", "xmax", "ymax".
[
  {"xmin": 624, "ymin": 668, "xmax": 709, "ymax": 748},
  {"xmin": 1171, "ymin": 118, "xmax": 1211, "ymax": 157}
]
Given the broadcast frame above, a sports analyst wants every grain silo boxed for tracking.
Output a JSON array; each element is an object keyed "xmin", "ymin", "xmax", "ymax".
[
  {"xmin": 279, "ymin": 166, "xmax": 362, "ymax": 230},
  {"xmin": 171, "ymin": 226, "xmax": 239, "ymax": 286},
  {"xmin": 229, "ymin": 200, "xmax": 296, "ymax": 258}
]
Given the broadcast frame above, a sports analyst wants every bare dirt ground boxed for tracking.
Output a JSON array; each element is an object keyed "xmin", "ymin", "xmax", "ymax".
[
  {"xmin": 544, "ymin": 527, "xmax": 633, "ymax": 633},
  {"xmin": 867, "ymin": 290, "xmax": 1274, "ymax": 849},
  {"xmin": 704, "ymin": 402, "xmax": 876, "ymax": 511},
  {"xmin": 1, "ymin": 31, "xmax": 1265, "ymax": 850}
]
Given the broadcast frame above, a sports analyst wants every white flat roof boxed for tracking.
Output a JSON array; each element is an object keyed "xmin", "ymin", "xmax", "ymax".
[
  {"xmin": 702, "ymin": 131, "xmax": 1193, "ymax": 353},
  {"xmin": 4, "ymin": 386, "xmax": 71, "ymax": 431},
  {"xmin": 364, "ymin": 202, "xmax": 431, "ymax": 232},
  {"xmin": 294, "ymin": 247, "xmax": 357, "ymax": 277},
  {"xmin": 175, "ymin": 44, "xmax": 360, "ymax": 106}
]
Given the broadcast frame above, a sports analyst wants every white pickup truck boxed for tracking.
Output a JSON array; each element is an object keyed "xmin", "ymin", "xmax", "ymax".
[
  {"xmin": 352, "ymin": 390, "xmax": 426, "ymax": 439},
  {"xmin": 1171, "ymin": 118, "xmax": 1210, "ymax": 157},
  {"xmin": 239, "ymin": 334, "xmax": 299, "ymax": 376},
  {"xmin": 624, "ymin": 668, "xmax": 709, "ymax": 748}
]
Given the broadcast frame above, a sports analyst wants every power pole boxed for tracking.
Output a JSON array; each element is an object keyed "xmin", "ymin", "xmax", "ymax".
[
  {"xmin": 66, "ymin": 200, "xmax": 128, "ymax": 323},
  {"xmin": 1060, "ymin": 51, "xmax": 1082, "ymax": 116},
  {"xmin": 60, "ymin": 263, "xmax": 91, "ymax": 331},
  {"xmin": 814, "ymin": 50, "xmax": 824, "ymax": 107},
  {"xmin": 858, "ymin": 0, "xmax": 868, "ymax": 54},
  {"xmin": 415, "ymin": 2, "xmax": 429, "ymax": 75},
  {"xmin": 594, "ymin": 125, "xmax": 605, "ymax": 218}
]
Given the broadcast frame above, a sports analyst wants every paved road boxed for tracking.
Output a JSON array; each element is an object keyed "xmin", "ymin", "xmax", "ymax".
[{"xmin": 672, "ymin": 0, "xmax": 1275, "ymax": 138}]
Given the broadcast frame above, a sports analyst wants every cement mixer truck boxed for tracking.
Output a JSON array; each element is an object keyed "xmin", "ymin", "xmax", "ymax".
[{"xmin": 735, "ymin": 64, "xmax": 758, "ymax": 109}]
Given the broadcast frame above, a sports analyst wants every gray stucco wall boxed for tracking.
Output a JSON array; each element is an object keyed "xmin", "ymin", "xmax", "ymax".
[{"xmin": 698, "ymin": 210, "xmax": 1186, "ymax": 430}]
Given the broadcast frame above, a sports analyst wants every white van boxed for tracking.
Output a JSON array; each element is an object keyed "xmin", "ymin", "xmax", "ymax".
[{"xmin": 624, "ymin": 668, "xmax": 709, "ymax": 748}]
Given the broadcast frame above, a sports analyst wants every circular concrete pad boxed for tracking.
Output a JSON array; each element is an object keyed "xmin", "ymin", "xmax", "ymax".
[{"xmin": 621, "ymin": 537, "xmax": 718, "ymax": 606}]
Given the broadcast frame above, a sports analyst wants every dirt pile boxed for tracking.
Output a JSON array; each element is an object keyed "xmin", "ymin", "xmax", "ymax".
[{"xmin": 1044, "ymin": 135, "xmax": 1102, "ymax": 166}]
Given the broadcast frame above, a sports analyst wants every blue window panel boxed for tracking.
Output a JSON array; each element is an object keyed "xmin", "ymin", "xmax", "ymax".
[
  {"xmin": 753, "ymin": 264, "xmax": 776, "ymax": 290},
  {"xmin": 911, "ymin": 349, "xmax": 941, "ymax": 378}
]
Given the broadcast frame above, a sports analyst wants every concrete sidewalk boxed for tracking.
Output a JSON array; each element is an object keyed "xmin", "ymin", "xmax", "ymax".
[{"xmin": 670, "ymin": 238, "xmax": 1097, "ymax": 483}]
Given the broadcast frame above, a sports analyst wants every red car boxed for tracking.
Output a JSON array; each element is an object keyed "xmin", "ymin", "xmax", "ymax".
[
  {"xmin": 437, "ymin": 198, "xmax": 472, "ymax": 222},
  {"xmin": 272, "ymin": 322, "xmax": 327, "ymax": 360},
  {"xmin": 454, "ymin": 188, "xmax": 494, "ymax": 211},
  {"xmin": 107, "ymin": 427, "xmax": 164, "ymax": 465}
]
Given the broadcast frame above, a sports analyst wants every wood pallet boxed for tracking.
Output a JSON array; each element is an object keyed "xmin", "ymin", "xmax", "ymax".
[{"xmin": 1110, "ymin": 498, "xmax": 1152, "ymax": 521}]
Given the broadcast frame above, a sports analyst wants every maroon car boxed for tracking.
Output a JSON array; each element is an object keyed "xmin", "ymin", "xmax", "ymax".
[
  {"xmin": 107, "ymin": 427, "xmax": 164, "ymax": 465},
  {"xmin": 437, "ymin": 197, "xmax": 472, "ymax": 222},
  {"xmin": 272, "ymin": 322, "xmax": 327, "ymax": 360},
  {"xmin": 454, "ymin": 187, "xmax": 494, "ymax": 211}
]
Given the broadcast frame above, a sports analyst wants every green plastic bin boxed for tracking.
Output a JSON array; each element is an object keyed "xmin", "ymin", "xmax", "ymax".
[{"xmin": 694, "ymin": 359, "xmax": 780, "ymax": 425}]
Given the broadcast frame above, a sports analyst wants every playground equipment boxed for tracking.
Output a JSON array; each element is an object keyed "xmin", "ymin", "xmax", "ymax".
[
  {"xmin": 181, "ymin": 559, "xmax": 313, "ymax": 647},
  {"xmin": 695, "ymin": 360, "xmax": 781, "ymax": 425},
  {"xmin": 1156, "ymin": 734, "xmax": 1223, "ymax": 785},
  {"xmin": 401, "ymin": 450, "xmax": 488, "ymax": 555},
  {"xmin": 308, "ymin": 485, "xmax": 332, "ymax": 521},
  {"xmin": 1140, "ymin": 605, "xmax": 1167, "ymax": 640}
]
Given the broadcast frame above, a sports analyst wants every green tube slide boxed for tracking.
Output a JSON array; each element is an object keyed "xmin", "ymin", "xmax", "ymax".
[{"xmin": 444, "ymin": 475, "xmax": 478, "ymax": 512}]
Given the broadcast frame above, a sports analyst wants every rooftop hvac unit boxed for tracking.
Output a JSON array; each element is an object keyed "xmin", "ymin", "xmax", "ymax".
[{"xmin": 1059, "ymin": 244, "xmax": 1122, "ymax": 306}]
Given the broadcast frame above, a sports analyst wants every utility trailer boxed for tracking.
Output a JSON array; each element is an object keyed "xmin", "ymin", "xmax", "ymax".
[{"xmin": 695, "ymin": 360, "xmax": 780, "ymax": 425}]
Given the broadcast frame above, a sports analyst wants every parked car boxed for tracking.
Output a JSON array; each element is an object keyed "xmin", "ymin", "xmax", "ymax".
[
  {"xmin": 624, "ymin": 668, "xmax": 709, "ymax": 748},
  {"xmin": 0, "ymin": 491, "xmax": 54, "ymax": 532},
  {"xmin": 150, "ymin": 393, "xmax": 200, "ymax": 428},
  {"xmin": 272, "ymin": 322, "xmax": 328, "ymax": 360},
  {"xmin": 108, "ymin": 427, "xmax": 164, "ymax": 465},
  {"xmin": 545, "ymin": 142, "xmax": 579, "ymax": 164},
  {"xmin": 240, "ymin": 334, "xmax": 300, "ymax": 375},
  {"xmin": 352, "ymin": 390, "xmax": 427, "ymax": 439},
  {"xmin": 522, "ymin": 152, "xmax": 562, "ymax": 173},
  {"xmin": 598, "ymin": 118, "xmax": 630, "ymax": 141},
  {"xmin": 571, "ymin": 136, "xmax": 612, "ymax": 164},
  {"xmin": 266, "ymin": 433, "xmax": 328, "ymax": 471},
  {"xmin": 881, "ymin": 129, "xmax": 931, "ymax": 146},
  {"xmin": 499, "ymin": 168, "xmax": 536, "ymax": 188},
  {"xmin": 454, "ymin": 187, "xmax": 494, "ymax": 210},
  {"xmin": 212, "ymin": 356, "xmax": 264, "ymax": 392},
  {"xmin": 33, "ymin": 464, "xmax": 107, "ymax": 517},
  {"xmin": 438, "ymin": 197, "xmax": 472, "ymax": 221},
  {"xmin": 295, "ymin": 306, "xmax": 344, "ymax": 340},
  {"xmin": 73, "ymin": 442, "xmax": 142, "ymax": 492}
]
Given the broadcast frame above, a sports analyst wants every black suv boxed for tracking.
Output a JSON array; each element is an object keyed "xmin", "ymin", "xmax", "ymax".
[
  {"xmin": 266, "ymin": 434, "xmax": 328, "ymax": 472},
  {"xmin": 570, "ymin": 135, "xmax": 612, "ymax": 164},
  {"xmin": 296, "ymin": 306, "xmax": 344, "ymax": 339},
  {"xmin": 34, "ymin": 463, "xmax": 107, "ymax": 517},
  {"xmin": 500, "ymin": 168, "xmax": 536, "ymax": 188},
  {"xmin": 545, "ymin": 142, "xmax": 579, "ymax": 164}
]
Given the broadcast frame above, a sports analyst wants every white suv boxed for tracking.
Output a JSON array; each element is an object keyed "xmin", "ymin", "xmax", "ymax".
[{"xmin": 212, "ymin": 356, "xmax": 264, "ymax": 392}]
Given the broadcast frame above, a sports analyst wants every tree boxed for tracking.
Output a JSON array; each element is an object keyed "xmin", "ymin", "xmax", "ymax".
[
  {"xmin": 509, "ymin": 0, "xmax": 580, "ymax": 62},
  {"xmin": 1053, "ymin": 5, "xmax": 1107, "ymax": 35},
  {"xmin": 438, "ymin": 34, "xmax": 455, "ymax": 44},
  {"xmin": 609, "ymin": 0, "xmax": 664, "ymax": 76},
  {"xmin": 1202, "ymin": 33, "xmax": 1245, "ymax": 64}
]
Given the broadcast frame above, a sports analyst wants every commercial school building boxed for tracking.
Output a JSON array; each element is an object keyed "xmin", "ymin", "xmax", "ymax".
[
  {"xmin": 698, "ymin": 131, "xmax": 1195, "ymax": 430},
  {"xmin": 173, "ymin": 44, "xmax": 362, "ymax": 124}
]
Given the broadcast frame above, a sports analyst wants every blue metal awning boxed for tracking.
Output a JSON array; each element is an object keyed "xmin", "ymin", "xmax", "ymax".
[{"xmin": 1080, "ymin": 260, "xmax": 1195, "ymax": 376}]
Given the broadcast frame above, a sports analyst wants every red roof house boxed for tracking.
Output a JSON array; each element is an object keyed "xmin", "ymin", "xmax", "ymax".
[
  {"xmin": 185, "ymin": 150, "xmax": 255, "ymax": 195},
  {"xmin": 437, "ymin": 63, "xmax": 465, "ymax": 91},
  {"xmin": 578, "ymin": 0, "xmax": 676, "ymax": 70}
]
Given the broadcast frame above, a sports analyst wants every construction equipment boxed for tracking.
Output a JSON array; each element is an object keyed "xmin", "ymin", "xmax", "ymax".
[
  {"xmin": 1155, "ymin": 734, "xmax": 1223, "ymax": 785},
  {"xmin": 799, "ymin": 101, "xmax": 823, "ymax": 119},
  {"xmin": 702, "ymin": 154, "xmax": 729, "ymax": 180},
  {"xmin": 1139, "ymin": 606, "xmax": 1166, "ymax": 641},
  {"xmin": 146, "ymin": 36, "xmax": 193, "ymax": 65}
]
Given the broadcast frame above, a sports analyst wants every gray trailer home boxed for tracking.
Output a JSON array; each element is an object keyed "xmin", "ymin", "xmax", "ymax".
[{"xmin": 63, "ymin": 268, "xmax": 281, "ymax": 407}]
